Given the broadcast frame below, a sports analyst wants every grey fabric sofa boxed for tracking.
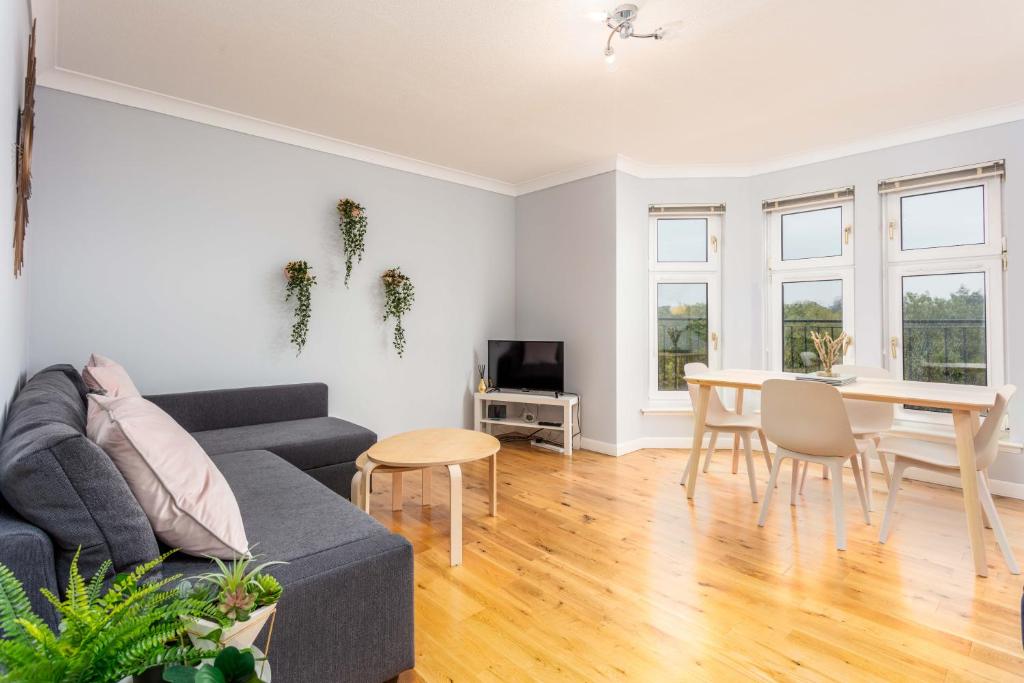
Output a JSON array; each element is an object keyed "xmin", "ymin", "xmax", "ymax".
[{"xmin": 0, "ymin": 365, "xmax": 414, "ymax": 683}]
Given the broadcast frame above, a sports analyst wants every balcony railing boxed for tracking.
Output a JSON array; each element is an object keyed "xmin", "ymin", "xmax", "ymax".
[{"xmin": 657, "ymin": 317, "xmax": 986, "ymax": 392}]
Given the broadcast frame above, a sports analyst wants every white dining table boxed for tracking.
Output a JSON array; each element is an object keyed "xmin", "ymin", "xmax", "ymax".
[{"xmin": 683, "ymin": 369, "xmax": 1000, "ymax": 577}]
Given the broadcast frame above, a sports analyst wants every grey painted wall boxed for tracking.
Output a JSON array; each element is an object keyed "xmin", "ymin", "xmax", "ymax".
[
  {"xmin": 28, "ymin": 88, "xmax": 516, "ymax": 438},
  {"xmin": 0, "ymin": 0, "xmax": 31, "ymax": 422},
  {"xmin": 515, "ymin": 173, "xmax": 618, "ymax": 445}
]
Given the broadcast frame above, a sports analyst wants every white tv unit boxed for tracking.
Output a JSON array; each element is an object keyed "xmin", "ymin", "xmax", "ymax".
[{"xmin": 473, "ymin": 390, "xmax": 579, "ymax": 456}]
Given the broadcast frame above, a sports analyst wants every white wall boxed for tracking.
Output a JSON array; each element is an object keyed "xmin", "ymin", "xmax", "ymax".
[
  {"xmin": 0, "ymin": 0, "xmax": 31, "ymax": 422},
  {"xmin": 28, "ymin": 88, "xmax": 516, "ymax": 438},
  {"xmin": 515, "ymin": 172, "xmax": 618, "ymax": 446}
]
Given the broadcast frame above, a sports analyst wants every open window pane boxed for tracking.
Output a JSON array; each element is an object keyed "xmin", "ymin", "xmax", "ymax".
[
  {"xmin": 902, "ymin": 272, "xmax": 986, "ymax": 388},
  {"xmin": 782, "ymin": 280, "xmax": 843, "ymax": 373},
  {"xmin": 657, "ymin": 218, "xmax": 707, "ymax": 262},
  {"xmin": 900, "ymin": 185, "xmax": 984, "ymax": 251},
  {"xmin": 657, "ymin": 283, "xmax": 708, "ymax": 391},
  {"xmin": 781, "ymin": 206, "xmax": 842, "ymax": 261}
]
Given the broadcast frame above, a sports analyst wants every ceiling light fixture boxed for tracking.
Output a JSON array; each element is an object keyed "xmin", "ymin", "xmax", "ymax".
[{"xmin": 600, "ymin": 4, "xmax": 665, "ymax": 63}]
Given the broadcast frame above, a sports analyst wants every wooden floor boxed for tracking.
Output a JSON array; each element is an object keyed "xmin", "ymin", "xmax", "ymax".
[{"xmin": 364, "ymin": 443, "xmax": 1024, "ymax": 682}]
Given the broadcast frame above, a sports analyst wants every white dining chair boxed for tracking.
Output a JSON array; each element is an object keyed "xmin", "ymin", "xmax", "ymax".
[
  {"xmin": 758, "ymin": 379, "xmax": 873, "ymax": 550},
  {"xmin": 799, "ymin": 364, "xmax": 895, "ymax": 510},
  {"xmin": 683, "ymin": 362, "xmax": 772, "ymax": 503},
  {"xmin": 877, "ymin": 385, "xmax": 1018, "ymax": 574}
]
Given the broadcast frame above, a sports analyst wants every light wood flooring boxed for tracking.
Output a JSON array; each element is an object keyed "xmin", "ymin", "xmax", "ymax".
[{"xmin": 363, "ymin": 443, "xmax": 1024, "ymax": 682}]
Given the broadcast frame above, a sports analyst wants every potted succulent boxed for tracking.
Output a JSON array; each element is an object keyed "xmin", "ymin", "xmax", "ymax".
[{"xmin": 179, "ymin": 556, "xmax": 285, "ymax": 652}]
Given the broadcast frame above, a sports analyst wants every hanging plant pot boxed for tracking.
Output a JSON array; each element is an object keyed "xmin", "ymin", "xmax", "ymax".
[
  {"xmin": 381, "ymin": 267, "xmax": 415, "ymax": 357},
  {"xmin": 337, "ymin": 199, "xmax": 367, "ymax": 287},
  {"xmin": 284, "ymin": 261, "xmax": 317, "ymax": 355}
]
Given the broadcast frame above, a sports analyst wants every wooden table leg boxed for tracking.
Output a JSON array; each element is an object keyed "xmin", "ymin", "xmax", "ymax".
[
  {"xmin": 952, "ymin": 409, "xmax": 987, "ymax": 577},
  {"xmin": 391, "ymin": 472, "xmax": 403, "ymax": 511},
  {"xmin": 732, "ymin": 388, "xmax": 744, "ymax": 474},
  {"xmin": 685, "ymin": 383, "xmax": 711, "ymax": 498},
  {"xmin": 360, "ymin": 461, "xmax": 377, "ymax": 513},
  {"xmin": 422, "ymin": 468, "xmax": 432, "ymax": 507},
  {"xmin": 448, "ymin": 464, "xmax": 463, "ymax": 566},
  {"xmin": 489, "ymin": 453, "xmax": 498, "ymax": 516}
]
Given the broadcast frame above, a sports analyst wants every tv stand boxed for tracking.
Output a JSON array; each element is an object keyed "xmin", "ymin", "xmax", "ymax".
[{"xmin": 474, "ymin": 391, "xmax": 579, "ymax": 456}]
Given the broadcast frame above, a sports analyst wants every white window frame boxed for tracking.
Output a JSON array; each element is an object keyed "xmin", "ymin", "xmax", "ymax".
[
  {"xmin": 769, "ymin": 199, "xmax": 854, "ymax": 271},
  {"xmin": 769, "ymin": 269, "xmax": 855, "ymax": 372},
  {"xmin": 648, "ymin": 209, "xmax": 723, "ymax": 404},
  {"xmin": 650, "ymin": 214, "xmax": 722, "ymax": 272},
  {"xmin": 885, "ymin": 175, "xmax": 1003, "ymax": 264},
  {"xmin": 764, "ymin": 189, "xmax": 856, "ymax": 372},
  {"xmin": 882, "ymin": 165, "xmax": 1005, "ymax": 425}
]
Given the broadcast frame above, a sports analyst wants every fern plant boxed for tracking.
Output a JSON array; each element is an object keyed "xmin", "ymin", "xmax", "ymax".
[{"xmin": 0, "ymin": 549, "xmax": 221, "ymax": 683}]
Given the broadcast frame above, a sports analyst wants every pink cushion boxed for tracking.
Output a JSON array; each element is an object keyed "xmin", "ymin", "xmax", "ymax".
[
  {"xmin": 87, "ymin": 394, "xmax": 249, "ymax": 559},
  {"xmin": 82, "ymin": 365, "xmax": 140, "ymax": 397}
]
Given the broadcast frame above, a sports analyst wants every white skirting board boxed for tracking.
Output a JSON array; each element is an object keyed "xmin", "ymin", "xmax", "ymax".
[{"xmin": 577, "ymin": 436, "xmax": 1024, "ymax": 500}]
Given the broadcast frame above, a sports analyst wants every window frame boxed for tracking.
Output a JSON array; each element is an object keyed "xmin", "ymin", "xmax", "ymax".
[
  {"xmin": 885, "ymin": 175, "xmax": 1002, "ymax": 264},
  {"xmin": 649, "ymin": 214, "xmax": 722, "ymax": 272},
  {"xmin": 769, "ymin": 268, "xmax": 855, "ymax": 372},
  {"xmin": 768, "ymin": 198, "xmax": 854, "ymax": 271},
  {"xmin": 648, "ymin": 209, "xmax": 723, "ymax": 404},
  {"xmin": 885, "ymin": 259, "xmax": 1004, "ymax": 425},
  {"xmin": 882, "ymin": 168, "xmax": 1006, "ymax": 426}
]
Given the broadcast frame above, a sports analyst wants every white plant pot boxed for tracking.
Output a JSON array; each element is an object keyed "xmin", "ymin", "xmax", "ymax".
[{"xmin": 185, "ymin": 603, "xmax": 277, "ymax": 651}]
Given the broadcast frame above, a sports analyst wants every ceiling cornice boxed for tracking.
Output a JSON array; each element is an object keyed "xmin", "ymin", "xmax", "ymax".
[{"xmin": 30, "ymin": 0, "xmax": 1024, "ymax": 199}]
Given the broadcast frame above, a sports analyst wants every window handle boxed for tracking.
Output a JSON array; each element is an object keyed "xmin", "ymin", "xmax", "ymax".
[
  {"xmin": 711, "ymin": 332, "xmax": 719, "ymax": 351},
  {"xmin": 844, "ymin": 225, "xmax": 852, "ymax": 245},
  {"xmin": 888, "ymin": 220, "xmax": 897, "ymax": 240},
  {"xmin": 710, "ymin": 235, "xmax": 718, "ymax": 253},
  {"xmin": 890, "ymin": 336, "xmax": 899, "ymax": 359}
]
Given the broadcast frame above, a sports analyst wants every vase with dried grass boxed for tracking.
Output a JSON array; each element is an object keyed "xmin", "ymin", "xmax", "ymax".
[{"xmin": 809, "ymin": 330, "xmax": 850, "ymax": 377}]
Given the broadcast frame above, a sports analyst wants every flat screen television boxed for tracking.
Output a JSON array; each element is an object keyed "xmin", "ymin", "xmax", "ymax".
[{"xmin": 488, "ymin": 340, "xmax": 564, "ymax": 393}]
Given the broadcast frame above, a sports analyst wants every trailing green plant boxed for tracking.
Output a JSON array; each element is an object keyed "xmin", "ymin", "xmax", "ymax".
[
  {"xmin": 0, "ymin": 549, "xmax": 220, "ymax": 683},
  {"xmin": 336, "ymin": 198, "xmax": 367, "ymax": 287},
  {"xmin": 283, "ymin": 260, "xmax": 317, "ymax": 355},
  {"xmin": 184, "ymin": 556, "xmax": 285, "ymax": 625},
  {"xmin": 381, "ymin": 267, "xmax": 415, "ymax": 357},
  {"xmin": 163, "ymin": 646, "xmax": 265, "ymax": 683}
]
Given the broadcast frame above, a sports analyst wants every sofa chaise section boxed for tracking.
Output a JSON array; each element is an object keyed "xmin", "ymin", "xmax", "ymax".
[
  {"xmin": 147, "ymin": 383, "xmax": 376, "ymax": 498},
  {"xmin": 165, "ymin": 449, "xmax": 415, "ymax": 682}
]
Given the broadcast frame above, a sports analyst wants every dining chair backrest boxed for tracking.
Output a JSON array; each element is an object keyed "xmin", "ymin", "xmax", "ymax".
[
  {"xmin": 761, "ymin": 379, "xmax": 858, "ymax": 458},
  {"xmin": 973, "ymin": 385, "xmax": 1016, "ymax": 470},
  {"xmin": 684, "ymin": 363, "xmax": 730, "ymax": 423},
  {"xmin": 833, "ymin": 364, "xmax": 895, "ymax": 435}
]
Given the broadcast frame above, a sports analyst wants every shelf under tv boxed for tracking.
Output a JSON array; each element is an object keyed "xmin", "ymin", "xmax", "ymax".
[{"xmin": 474, "ymin": 391, "xmax": 579, "ymax": 456}]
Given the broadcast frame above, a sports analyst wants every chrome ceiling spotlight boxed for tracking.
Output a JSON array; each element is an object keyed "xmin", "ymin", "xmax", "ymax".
[{"xmin": 602, "ymin": 4, "xmax": 664, "ymax": 64}]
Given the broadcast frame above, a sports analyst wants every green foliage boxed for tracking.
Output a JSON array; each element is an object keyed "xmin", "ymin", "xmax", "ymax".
[
  {"xmin": 163, "ymin": 647, "xmax": 264, "ymax": 683},
  {"xmin": 381, "ymin": 267, "xmax": 415, "ymax": 357},
  {"xmin": 902, "ymin": 285, "xmax": 986, "ymax": 386},
  {"xmin": 192, "ymin": 556, "xmax": 284, "ymax": 625},
  {"xmin": 336, "ymin": 198, "xmax": 367, "ymax": 287},
  {"xmin": 0, "ymin": 549, "xmax": 220, "ymax": 683},
  {"xmin": 283, "ymin": 260, "xmax": 317, "ymax": 355}
]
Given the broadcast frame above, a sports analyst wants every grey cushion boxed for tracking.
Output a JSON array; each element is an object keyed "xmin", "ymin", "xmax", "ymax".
[
  {"xmin": 147, "ymin": 383, "xmax": 328, "ymax": 433},
  {"xmin": 164, "ymin": 450, "xmax": 415, "ymax": 681},
  {"xmin": 0, "ymin": 365, "xmax": 160, "ymax": 585},
  {"xmin": 192, "ymin": 417, "xmax": 375, "ymax": 471}
]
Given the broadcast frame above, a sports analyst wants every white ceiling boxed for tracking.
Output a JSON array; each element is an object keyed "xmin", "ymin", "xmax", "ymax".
[{"xmin": 48, "ymin": 0, "xmax": 1024, "ymax": 188}]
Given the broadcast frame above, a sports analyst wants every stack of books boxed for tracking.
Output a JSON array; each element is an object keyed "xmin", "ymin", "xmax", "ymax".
[{"xmin": 795, "ymin": 373, "xmax": 857, "ymax": 386}]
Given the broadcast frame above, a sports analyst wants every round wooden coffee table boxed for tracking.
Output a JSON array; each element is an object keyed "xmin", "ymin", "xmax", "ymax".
[{"xmin": 358, "ymin": 428, "xmax": 500, "ymax": 566}]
